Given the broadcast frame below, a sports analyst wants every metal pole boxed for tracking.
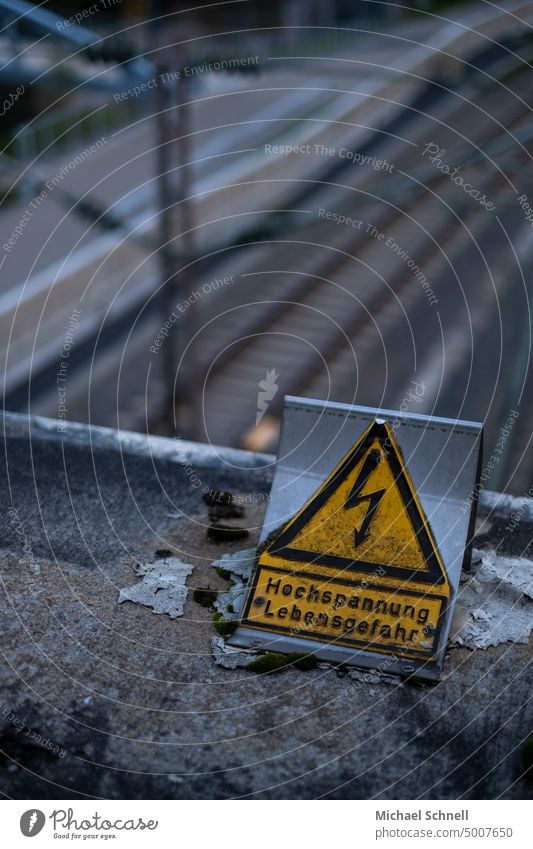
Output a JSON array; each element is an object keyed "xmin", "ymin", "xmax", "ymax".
[{"xmin": 175, "ymin": 45, "xmax": 203, "ymax": 441}]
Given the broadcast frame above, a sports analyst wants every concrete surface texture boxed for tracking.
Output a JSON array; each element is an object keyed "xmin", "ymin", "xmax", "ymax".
[{"xmin": 0, "ymin": 413, "xmax": 531, "ymax": 799}]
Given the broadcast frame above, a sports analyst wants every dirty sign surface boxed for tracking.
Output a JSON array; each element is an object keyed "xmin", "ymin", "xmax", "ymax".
[{"xmin": 230, "ymin": 398, "xmax": 483, "ymax": 680}]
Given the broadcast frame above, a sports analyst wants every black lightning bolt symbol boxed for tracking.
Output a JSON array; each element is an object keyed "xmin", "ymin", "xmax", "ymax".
[{"xmin": 344, "ymin": 449, "xmax": 386, "ymax": 547}]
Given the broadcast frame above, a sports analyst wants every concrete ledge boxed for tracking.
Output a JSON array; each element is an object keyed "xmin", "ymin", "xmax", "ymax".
[
  {"xmin": 0, "ymin": 413, "xmax": 531, "ymax": 799},
  {"xmin": 0, "ymin": 410, "xmax": 273, "ymax": 469}
]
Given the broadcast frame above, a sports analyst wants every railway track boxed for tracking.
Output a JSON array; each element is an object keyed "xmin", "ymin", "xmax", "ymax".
[
  {"xmin": 49, "ymin": 61, "xmax": 533, "ymax": 497},
  {"xmin": 188, "ymin": 72, "xmax": 533, "ymax": 463}
]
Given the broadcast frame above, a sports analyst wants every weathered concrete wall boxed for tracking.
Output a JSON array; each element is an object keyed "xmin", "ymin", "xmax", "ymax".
[{"xmin": 0, "ymin": 413, "xmax": 530, "ymax": 799}]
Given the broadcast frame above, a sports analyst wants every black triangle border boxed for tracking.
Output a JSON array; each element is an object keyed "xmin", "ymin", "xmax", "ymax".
[{"xmin": 269, "ymin": 421, "xmax": 447, "ymax": 586}]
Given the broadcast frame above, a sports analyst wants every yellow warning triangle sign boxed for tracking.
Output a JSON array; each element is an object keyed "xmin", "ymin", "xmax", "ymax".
[{"xmin": 261, "ymin": 420, "xmax": 449, "ymax": 590}]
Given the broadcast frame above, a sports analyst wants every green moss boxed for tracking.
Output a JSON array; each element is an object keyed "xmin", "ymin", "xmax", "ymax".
[
  {"xmin": 213, "ymin": 612, "xmax": 239, "ymax": 637},
  {"xmin": 226, "ymin": 603, "xmax": 235, "ymax": 614},
  {"xmin": 193, "ymin": 588, "xmax": 217, "ymax": 608},
  {"xmin": 215, "ymin": 566, "xmax": 231, "ymax": 581},
  {"xmin": 256, "ymin": 525, "xmax": 284, "ymax": 558},
  {"xmin": 290, "ymin": 653, "xmax": 319, "ymax": 672},
  {"xmin": 248, "ymin": 651, "xmax": 318, "ymax": 675}
]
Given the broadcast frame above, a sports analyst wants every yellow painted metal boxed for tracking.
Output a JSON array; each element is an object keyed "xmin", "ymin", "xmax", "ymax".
[
  {"xmin": 247, "ymin": 567, "xmax": 444, "ymax": 658},
  {"xmin": 241, "ymin": 420, "xmax": 451, "ymax": 660}
]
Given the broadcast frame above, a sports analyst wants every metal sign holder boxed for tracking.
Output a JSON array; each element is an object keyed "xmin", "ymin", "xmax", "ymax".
[{"xmin": 229, "ymin": 396, "xmax": 483, "ymax": 681}]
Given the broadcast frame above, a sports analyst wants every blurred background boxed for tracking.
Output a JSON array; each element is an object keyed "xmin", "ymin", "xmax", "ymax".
[{"xmin": 0, "ymin": 0, "xmax": 532, "ymax": 493}]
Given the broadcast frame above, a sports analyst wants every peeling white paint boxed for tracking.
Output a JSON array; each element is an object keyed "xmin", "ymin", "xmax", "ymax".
[
  {"xmin": 210, "ymin": 550, "xmax": 258, "ymax": 667},
  {"xmin": 478, "ymin": 550, "xmax": 533, "ymax": 599},
  {"xmin": 450, "ymin": 549, "xmax": 533, "ymax": 649},
  {"xmin": 211, "ymin": 548, "xmax": 256, "ymax": 620},
  {"xmin": 479, "ymin": 489, "xmax": 533, "ymax": 524},
  {"xmin": 212, "ymin": 548, "xmax": 256, "ymax": 581},
  {"xmin": 118, "ymin": 557, "xmax": 193, "ymax": 619},
  {"xmin": 214, "ymin": 584, "xmax": 247, "ymax": 620}
]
